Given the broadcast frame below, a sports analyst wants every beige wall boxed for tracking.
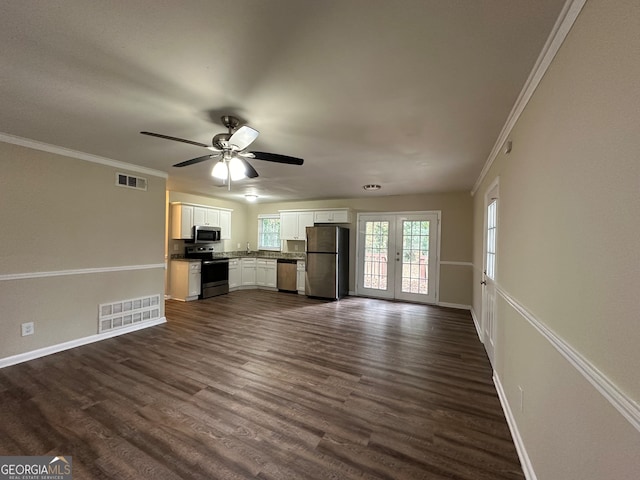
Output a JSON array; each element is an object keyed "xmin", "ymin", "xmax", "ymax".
[
  {"xmin": 0, "ymin": 142, "xmax": 166, "ymax": 359},
  {"xmin": 472, "ymin": 0, "xmax": 640, "ymax": 477}
]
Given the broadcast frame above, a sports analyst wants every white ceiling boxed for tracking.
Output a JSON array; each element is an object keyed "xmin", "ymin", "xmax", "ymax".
[{"xmin": 0, "ymin": 0, "xmax": 566, "ymax": 203}]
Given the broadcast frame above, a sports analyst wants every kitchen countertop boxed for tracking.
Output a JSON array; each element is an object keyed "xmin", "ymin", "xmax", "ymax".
[
  {"xmin": 215, "ymin": 251, "xmax": 306, "ymax": 261},
  {"xmin": 170, "ymin": 251, "xmax": 305, "ymax": 261}
]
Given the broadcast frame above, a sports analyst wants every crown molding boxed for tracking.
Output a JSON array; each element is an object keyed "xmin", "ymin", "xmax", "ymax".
[
  {"xmin": 0, "ymin": 132, "xmax": 168, "ymax": 179},
  {"xmin": 471, "ymin": 0, "xmax": 587, "ymax": 196}
]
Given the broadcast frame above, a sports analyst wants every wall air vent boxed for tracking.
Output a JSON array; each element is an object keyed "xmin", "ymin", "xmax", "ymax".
[
  {"xmin": 98, "ymin": 294, "xmax": 161, "ymax": 333},
  {"xmin": 116, "ymin": 172, "xmax": 147, "ymax": 191}
]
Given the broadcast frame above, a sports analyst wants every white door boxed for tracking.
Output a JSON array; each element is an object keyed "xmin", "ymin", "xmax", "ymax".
[
  {"xmin": 357, "ymin": 213, "xmax": 439, "ymax": 304},
  {"xmin": 482, "ymin": 182, "xmax": 499, "ymax": 365},
  {"xmin": 357, "ymin": 215, "xmax": 395, "ymax": 299}
]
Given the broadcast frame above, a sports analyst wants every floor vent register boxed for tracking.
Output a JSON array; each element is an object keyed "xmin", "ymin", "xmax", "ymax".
[{"xmin": 98, "ymin": 294, "xmax": 161, "ymax": 333}]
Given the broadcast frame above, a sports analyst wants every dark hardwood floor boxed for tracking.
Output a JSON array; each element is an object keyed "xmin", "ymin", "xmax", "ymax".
[{"xmin": 0, "ymin": 290, "xmax": 523, "ymax": 479}]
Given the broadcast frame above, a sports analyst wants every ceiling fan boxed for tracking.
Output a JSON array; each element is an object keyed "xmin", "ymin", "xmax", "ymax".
[{"xmin": 140, "ymin": 115, "xmax": 304, "ymax": 187}]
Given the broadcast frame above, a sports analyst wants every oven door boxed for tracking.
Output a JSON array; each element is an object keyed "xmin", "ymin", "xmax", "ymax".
[{"xmin": 201, "ymin": 259, "xmax": 229, "ymax": 298}]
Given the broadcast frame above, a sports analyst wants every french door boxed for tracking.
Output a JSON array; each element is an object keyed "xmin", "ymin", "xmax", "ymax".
[
  {"xmin": 357, "ymin": 212, "xmax": 439, "ymax": 304},
  {"xmin": 482, "ymin": 181, "xmax": 499, "ymax": 365}
]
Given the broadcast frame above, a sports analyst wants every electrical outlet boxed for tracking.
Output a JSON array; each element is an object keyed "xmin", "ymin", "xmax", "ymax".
[
  {"xmin": 21, "ymin": 322, "xmax": 34, "ymax": 337},
  {"xmin": 518, "ymin": 385, "xmax": 524, "ymax": 412},
  {"xmin": 173, "ymin": 243, "xmax": 179, "ymax": 251}
]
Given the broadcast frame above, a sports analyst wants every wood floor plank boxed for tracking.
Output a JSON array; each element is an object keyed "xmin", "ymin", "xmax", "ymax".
[{"xmin": 0, "ymin": 290, "xmax": 523, "ymax": 479}]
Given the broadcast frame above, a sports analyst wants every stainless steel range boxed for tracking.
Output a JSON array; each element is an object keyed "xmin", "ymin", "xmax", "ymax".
[{"xmin": 185, "ymin": 245, "xmax": 229, "ymax": 299}]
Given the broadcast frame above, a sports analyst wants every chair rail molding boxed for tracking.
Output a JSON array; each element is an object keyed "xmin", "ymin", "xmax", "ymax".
[
  {"xmin": 0, "ymin": 263, "xmax": 167, "ymax": 282},
  {"xmin": 496, "ymin": 284, "xmax": 640, "ymax": 432}
]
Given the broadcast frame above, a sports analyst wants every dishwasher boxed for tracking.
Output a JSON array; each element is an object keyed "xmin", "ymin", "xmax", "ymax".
[{"xmin": 277, "ymin": 259, "xmax": 298, "ymax": 292}]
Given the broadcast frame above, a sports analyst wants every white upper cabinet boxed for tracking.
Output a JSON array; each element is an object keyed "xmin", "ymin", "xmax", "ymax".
[
  {"xmin": 193, "ymin": 206, "xmax": 220, "ymax": 227},
  {"xmin": 219, "ymin": 210, "xmax": 231, "ymax": 240},
  {"xmin": 280, "ymin": 212, "xmax": 299, "ymax": 240},
  {"xmin": 280, "ymin": 211, "xmax": 314, "ymax": 240},
  {"xmin": 170, "ymin": 202, "xmax": 232, "ymax": 240},
  {"xmin": 298, "ymin": 212, "xmax": 315, "ymax": 234},
  {"xmin": 171, "ymin": 204, "xmax": 194, "ymax": 239},
  {"xmin": 314, "ymin": 209, "xmax": 352, "ymax": 223}
]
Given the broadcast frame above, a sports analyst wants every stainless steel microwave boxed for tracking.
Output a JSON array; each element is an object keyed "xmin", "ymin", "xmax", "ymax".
[{"xmin": 188, "ymin": 225, "xmax": 221, "ymax": 243}]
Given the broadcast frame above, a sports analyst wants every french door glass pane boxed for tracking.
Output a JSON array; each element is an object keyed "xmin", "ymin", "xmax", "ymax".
[
  {"xmin": 401, "ymin": 220, "xmax": 429, "ymax": 294},
  {"xmin": 363, "ymin": 221, "xmax": 389, "ymax": 290}
]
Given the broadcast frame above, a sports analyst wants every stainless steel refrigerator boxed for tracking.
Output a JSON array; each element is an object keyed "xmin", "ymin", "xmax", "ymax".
[{"xmin": 305, "ymin": 225, "xmax": 349, "ymax": 299}]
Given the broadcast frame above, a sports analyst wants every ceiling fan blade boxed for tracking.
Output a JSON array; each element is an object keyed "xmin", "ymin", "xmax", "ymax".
[
  {"xmin": 173, "ymin": 154, "xmax": 217, "ymax": 168},
  {"xmin": 140, "ymin": 131, "xmax": 209, "ymax": 148},
  {"xmin": 229, "ymin": 125, "xmax": 259, "ymax": 151},
  {"xmin": 250, "ymin": 151, "xmax": 304, "ymax": 165},
  {"xmin": 238, "ymin": 158, "xmax": 259, "ymax": 178}
]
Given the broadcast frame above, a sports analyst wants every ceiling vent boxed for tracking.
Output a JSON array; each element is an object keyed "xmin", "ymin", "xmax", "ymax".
[{"xmin": 116, "ymin": 172, "xmax": 147, "ymax": 191}]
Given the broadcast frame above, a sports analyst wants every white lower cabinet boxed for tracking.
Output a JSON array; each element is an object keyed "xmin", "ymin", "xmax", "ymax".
[
  {"xmin": 297, "ymin": 261, "xmax": 305, "ymax": 294},
  {"xmin": 256, "ymin": 259, "xmax": 277, "ymax": 288},
  {"xmin": 230, "ymin": 257, "xmax": 282, "ymax": 290},
  {"xmin": 228, "ymin": 258, "xmax": 241, "ymax": 290},
  {"xmin": 170, "ymin": 260, "xmax": 201, "ymax": 301},
  {"xmin": 241, "ymin": 258, "xmax": 257, "ymax": 286},
  {"xmin": 266, "ymin": 261, "xmax": 277, "ymax": 288}
]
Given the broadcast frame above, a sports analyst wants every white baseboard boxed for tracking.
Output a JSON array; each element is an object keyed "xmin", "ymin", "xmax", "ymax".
[
  {"xmin": 493, "ymin": 373, "xmax": 537, "ymax": 480},
  {"xmin": 470, "ymin": 307, "xmax": 483, "ymax": 341},
  {"xmin": 437, "ymin": 301, "xmax": 471, "ymax": 310},
  {"xmin": 0, "ymin": 317, "xmax": 166, "ymax": 369}
]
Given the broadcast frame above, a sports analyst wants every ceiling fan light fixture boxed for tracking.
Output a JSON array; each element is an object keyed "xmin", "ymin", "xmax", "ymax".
[
  {"xmin": 363, "ymin": 184, "xmax": 381, "ymax": 191},
  {"xmin": 211, "ymin": 160, "xmax": 228, "ymax": 180},
  {"xmin": 245, "ymin": 194, "xmax": 259, "ymax": 202},
  {"xmin": 141, "ymin": 115, "xmax": 304, "ymax": 192},
  {"xmin": 228, "ymin": 157, "xmax": 247, "ymax": 181}
]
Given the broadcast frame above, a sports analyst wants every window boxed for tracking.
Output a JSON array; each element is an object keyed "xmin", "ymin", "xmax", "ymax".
[
  {"xmin": 486, "ymin": 198, "xmax": 497, "ymax": 279},
  {"xmin": 258, "ymin": 215, "xmax": 281, "ymax": 250}
]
